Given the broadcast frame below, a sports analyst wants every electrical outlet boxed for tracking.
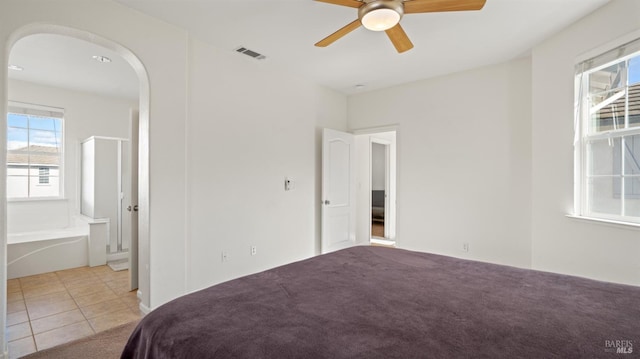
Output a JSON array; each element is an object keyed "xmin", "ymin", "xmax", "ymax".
[
  {"xmin": 221, "ymin": 251, "xmax": 228, "ymax": 262},
  {"xmin": 462, "ymin": 243, "xmax": 469, "ymax": 252},
  {"xmin": 251, "ymin": 246, "xmax": 257, "ymax": 256}
]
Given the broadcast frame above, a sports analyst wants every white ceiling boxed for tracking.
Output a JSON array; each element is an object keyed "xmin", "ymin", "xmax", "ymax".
[
  {"xmin": 8, "ymin": 34, "xmax": 139, "ymax": 100},
  {"xmin": 8, "ymin": 0, "xmax": 610, "ymax": 99}
]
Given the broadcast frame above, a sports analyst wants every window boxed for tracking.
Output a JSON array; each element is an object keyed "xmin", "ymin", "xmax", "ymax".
[
  {"xmin": 575, "ymin": 37, "xmax": 640, "ymax": 224},
  {"xmin": 6, "ymin": 102, "xmax": 64, "ymax": 199},
  {"xmin": 38, "ymin": 167, "xmax": 50, "ymax": 185}
]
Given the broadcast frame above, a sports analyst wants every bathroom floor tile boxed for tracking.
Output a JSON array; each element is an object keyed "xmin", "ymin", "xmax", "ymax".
[
  {"xmin": 57, "ymin": 269, "xmax": 96, "ymax": 282},
  {"xmin": 67, "ymin": 282, "xmax": 110, "ymax": 298},
  {"xmin": 7, "ymin": 300, "xmax": 26, "ymax": 314},
  {"xmin": 22, "ymin": 283, "xmax": 67, "ymax": 299},
  {"xmin": 27, "ymin": 298, "xmax": 78, "ymax": 320},
  {"xmin": 7, "ymin": 291, "xmax": 23, "ymax": 303},
  {"xmin": 121, "ymin": 296, "xmax": 141, "ymax": 311},
  {"xmin": 88, "ymin": 308, "xmax": 141, "ymax": 333},
  {"xmin": 8, "ymin": 336, "xmax": 36, "ymax": 359},
  {"xmin": 19, "ymin": 273, "xmax": 60, "ymax": 289},
  {"xmin": 7, "ymin": 267, "xmax": 140, "ymax": 355},
  {"xmin": 7, "ymin": 310, "xmax": 29, "ymax": 326},
  {"xmin": 80, "ymin": 298, "xmax": 129, "ymax": 319},
  {"xmin": 7, "ymin": 321, "xmax": 32, "ymax": 342},
  {"xmin": 109, "ymin": 284, "xmax": 135, "ymax": 296},
  {"xmin": 25, "ymin": 290, "xmax": 72, "ymax": 307},
  {"xmin": 62, "ymin": 275, "xmax": 101, "ymax": 289},
  {"xmin": 31, "ymin": 309, "xmax": 86, "ymax": 334},
  {"xmin": 89, "ymin": 265, "xmax": 112, "ymax": 274},
  {"xmin": 73, "ymin": 288, "xmax": 118, "ymax": 307},
  {"xmin": 34, "ymin": 321, "xmax": 94, "ymax": 351},
  {"xmin": 7, "ymin": 279, "xmax": 21, "ymax": 294}
]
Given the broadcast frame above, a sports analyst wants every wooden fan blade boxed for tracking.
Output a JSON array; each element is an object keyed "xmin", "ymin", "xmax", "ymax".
[
  {"xmin": 404, "ymin": 0, "xmax": 486, "ymax": 14},
  {"xmin": 385, "ymin": 24, "xmax": 414, "ymax": 53},
  {"xmin": 314, "ymin": 0, "xmax": 363, "ymax": 9},
  {"xmin": 315, "ymin": 19, "xmax": 362, "ymax": 47}
]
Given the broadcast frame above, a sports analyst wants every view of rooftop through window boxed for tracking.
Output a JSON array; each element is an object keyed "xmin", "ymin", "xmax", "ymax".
[
  {"xmin": 6, "ymin": 111, "xmax": 63, "ymax": 199},
  {"xmin": 576, "ymin": 46, "xmax": 640, "ymax": 224}
]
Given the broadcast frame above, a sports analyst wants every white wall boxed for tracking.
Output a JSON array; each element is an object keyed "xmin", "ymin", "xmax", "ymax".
[
  {"xmin": 1, "ymin": 1, "xmax": 190, "ymax": 352},
  {"xmin": 531, "ymin": 0, "xmax": 640, "ymax": 286},
  {"xmin": 349, "ymin": 57, "xmax": 533, "ymax": 268},
  {"xmin": 0, "ymin": 6, "xmax": 347, "ymax": 348},
  {"xmin": 185, "ymin": 37, "xmax": 347, "ymax": 292},
  {"xmin": 7, "ymin": 79, "xmax": 134, "ymax": 233}
]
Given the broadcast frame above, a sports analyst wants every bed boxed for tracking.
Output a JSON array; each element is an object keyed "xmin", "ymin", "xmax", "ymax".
[{"xmin": 122, "ymin": 246, "xmax": 640, "ymax": 358}]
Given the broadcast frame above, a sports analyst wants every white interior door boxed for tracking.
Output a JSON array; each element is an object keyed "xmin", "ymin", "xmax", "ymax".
[
  {"xmin": 128, "ymin": 109, "xmax": 139, "ymax": 291},
  {"xmin": 322, "ymin": 128, "xmax": 356, "ymax": 254}
]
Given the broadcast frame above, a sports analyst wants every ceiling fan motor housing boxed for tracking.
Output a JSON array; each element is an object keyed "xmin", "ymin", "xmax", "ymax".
[{"xmin": 358, "ymin": 0, "xmax": 404, "ymax": 31}]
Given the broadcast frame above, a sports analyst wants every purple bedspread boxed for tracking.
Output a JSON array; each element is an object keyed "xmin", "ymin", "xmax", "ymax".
[{"xmin": 122, "ymin": 246, "xmax": 640, "ymax": 358}]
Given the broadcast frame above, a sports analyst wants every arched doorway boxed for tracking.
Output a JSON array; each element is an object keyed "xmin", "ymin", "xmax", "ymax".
[{"xmin": 2, "ymin": 24, "xmax": 151, "ymax": 353}]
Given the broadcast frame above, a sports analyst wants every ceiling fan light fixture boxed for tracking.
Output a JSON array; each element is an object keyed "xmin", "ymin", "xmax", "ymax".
[{"xmin": 359, "ymin": 0, "xmax": 403, "ymax": 32}]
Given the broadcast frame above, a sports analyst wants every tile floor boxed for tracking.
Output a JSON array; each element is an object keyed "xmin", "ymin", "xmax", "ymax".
[{"xmin": 6, "ymin": 266, "xmax": 142, "ymax": 358}]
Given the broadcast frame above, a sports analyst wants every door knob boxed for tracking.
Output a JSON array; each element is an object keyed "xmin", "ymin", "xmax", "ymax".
[
  {"xmin": 127, "ymin": 205, "xmax": 139, "ymax": 212},
  {"xmin": 324, "ymin": 200, "xmax": 330, "ymax": 205}
]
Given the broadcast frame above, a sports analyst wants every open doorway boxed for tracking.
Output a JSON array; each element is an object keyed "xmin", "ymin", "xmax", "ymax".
[
  {"xmin": 355, "ymin": 129, "xmax": 397, "ymax": 247},
  {"xmin": 4, "ymin": 32, "xmax": 144, "ymax": 354},
  {"xmin": 371, "ymin": 141, "xmax": 389, "ymax": 240}
]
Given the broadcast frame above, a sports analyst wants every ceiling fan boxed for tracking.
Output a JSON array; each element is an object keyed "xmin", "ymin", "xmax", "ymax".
[{"xmin": 314, "ymin": 0, "xmax": 486, "ymax": 53}]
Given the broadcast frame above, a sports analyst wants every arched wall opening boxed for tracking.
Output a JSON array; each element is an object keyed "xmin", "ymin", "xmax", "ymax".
[{"xmin": 1, "ymin": 24, "xmax": 152, "ymax": 329}]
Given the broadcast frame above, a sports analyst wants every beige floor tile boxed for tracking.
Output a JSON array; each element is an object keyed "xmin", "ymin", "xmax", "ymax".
[
  {"xmin": 7, "ymin": 300, "xmax": 26, "ymax": 314},
  {"xmin": 7, "ymin": 310, "xmax": 29, "ymax": 326},
  {"xmin": 95, "ymin": 270, "xmax": 129, "ymax": 282},
  {"xmin": 109, "ymin": 285, "xmax": 135, "ymax": 296},
  {"xmin": 58, "ymin": 274, "xmax": 96, "ymax": 285},
  {"xmin": 104, "ymin": 277, "xmax": 129, "ymax": 286},
  {"xmin": 7, "ymin": 267, "xmax": 137, "ymax": 355},
  {"xmin": 7, "ymin": 322, "xmax": 32, "ymax": 342},
  {"xmin": 57, "ymin": 269, "xmax": 95, "ymax": 281},
  {"xmin": 73, "ymin": 288, "xmax": 117, "ymax": 307},
  {"xmin": 27, "ymin": 299, "xmax": 78, "ymax": 320},
  {"xmin": 19, "ymin": 273, "xmax": 60, "ymax": 289},
  {"xmin": 24, "ymin": 291, "xmax": 72, "ymax": 307},
  {"xmin": 7, "ymin": 279, "xmax": 21, "ymax": 293},
  {"xmin": 30, "ymin": 309, "xmax": 86, "ymax": 334},
  {"xmin": 61, "ymin": 275, "xmax": 101, "ymax": 289},
  {"xmin": 67, "ymin": 282, "xmax": 110, "ymax": 298},
  {"xmin": 22, "ymin": 283, "xmax": 67, "ymax": 299},
  {"xmin": 8, "ymin": 336, "xmax": 36, "ymax": 359},
  {"xmin": 7, "ymin": 291, "xmax": 24, "ymax": 303},
  {"xmin": 34, "ymin": 321, "xmax": 94, "ymax": 351},
  {"xmin": 56, "ymin": 266, "xmax": 92, "ymax": 275},
  {"xmin": 120, "ymin": 295, "xmax": 141, "ymax": 310},
  {"xmin": 88, "ymin": 308, "xmax": 141, "ymax": 333},
  {"xmin": 89, "ymin": 265, "xmax": 112, "ymax": 274},
  {"xmin": 119, "ymin": 290, "xmax": 138, "ymax": 300},
  {"xmin": 80, "ymin": 298, "xmax": 129, "ymax": 319}
]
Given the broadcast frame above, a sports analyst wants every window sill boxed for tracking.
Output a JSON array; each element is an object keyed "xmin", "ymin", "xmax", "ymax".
[
  {"xmin": 8, "ymin": 197, "xmax": 67, "ymax": 203},
  {"xmin": 566, "ymin": 215, "xmax": 640, "ymax": 230}
]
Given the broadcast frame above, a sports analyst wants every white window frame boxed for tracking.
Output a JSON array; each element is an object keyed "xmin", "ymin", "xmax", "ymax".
[
  {"xmin": 6, "ymin": 101, "xmax": 65, "ymax": 200},
  {"xmin": 574, "ymin": 35, "xmax": 640, "ymax": 226}
]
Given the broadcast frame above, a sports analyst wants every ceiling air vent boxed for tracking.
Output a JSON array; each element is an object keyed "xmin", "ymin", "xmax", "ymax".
[{"xmin": 235, "ymin": 47, "xmax": 266, "ymax": 60}]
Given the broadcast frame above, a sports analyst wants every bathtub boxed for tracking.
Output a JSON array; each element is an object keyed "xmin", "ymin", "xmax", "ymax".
[{"xmin": 7, "ymin": 216, "xmax": 109, "ymax": 279}]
